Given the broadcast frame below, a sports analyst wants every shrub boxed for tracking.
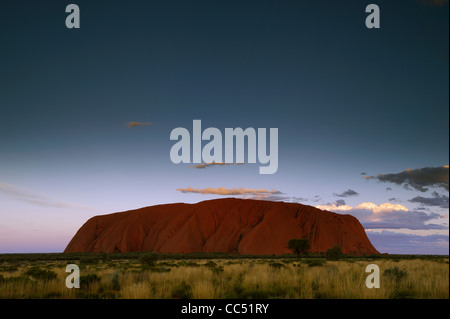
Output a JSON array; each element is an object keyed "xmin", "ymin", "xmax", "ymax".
[
  {"xmin": 25, "ymin": 267, "xmax": 57, "ymax": 281},
  {"xmin": 307, "ymin": 260, "xmax": 325, "ymax": 267},
  {"xmin": 269, "ymin": 262, "xmax": 285, "ymax": 269},
  {"xmin": 0, "ymin": 265, "xmax": 18, "ymax": 273},
  {"xmin": 149, "ymin": 266, "xmax": 171, "ymax": 273},
  {"xmin": 140, "ymin": 253, "xmax": 158, "ymax": 266},
  {"xmin": 204, "ymin": 261, "xmax": 218, "ymax": 268},
  {"xmin": 80, "ymin": 256, "xmax": 101, "ymax": 264},
  {"xmin": 0, "ymin": 275, "xmax": 33, "ymax": 284},
  {"xmin": 212, "ymin": 266, "xmax": 224, "ymax": 274},
  {"xmin": 111, "ymin": 272, "xmax": 121, "ymax": 291},
  {"xmin": 80, "ymin": 274, "xmax": 101, "ymax": 287},
  {"xmin": 383, "ymin": 266, "xmax": 408, "ymax": 283},
  {"xmin": 325, "ymin": 244, "xmax": 344, "ymax": 260},
  {"xmin": 172, "ymin": 282, "xmax": 192, "ymax": 299},
  {"xmin": 185, "ymin": 261, "xmax": 200, "ymax": 267}
]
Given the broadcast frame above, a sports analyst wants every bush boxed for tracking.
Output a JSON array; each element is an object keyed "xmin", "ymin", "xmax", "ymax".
[
  {"xmin": 384, "ymin": 266, "xmax": 408, "ymax": 283},
  {"xmin": 111, "ymin": 272, "xmax": 121, "ymax": 291},
  {"xmin": 212, "ymin": 266, "xmax": 224, "ymax": 274},
  {"xmin": 140, "ymin": 253, "xmax": 158, "ymax": 266},
  {"xmin": 0, "ymin": 265, "xmax": 18, "ymax": 273},
  {"xmin": 149, "ymin": 266, "xmax": 171, "ymax": 273},
  {"xmin": 172, "ymin": 282, "xmax": 192, "ymax": 299},
  {"xmin": 80, "ymin": 274, "xmax": 101, "ymax": 287},
  {"xmin": 269, "ymin": 262, "xmax": 285, "ymax": 269},
  {"xmin": 25, "ymin": 267, "xmax": 57, "ymax": 281},
  {"xmin": 185, "ymin": 261, "xmax": 200, "ymax": 267},
  {"xmin": 204, "ymin": 261, "xmax": 218, "ymax": 268},
  {"xmin": 306, "ymin": 260, "xmax": 325, "ymax": 267},
  {"xmin": 80, "ymin": 256, "xmax": 100, "ymax": 264},
  {"xmin": 0, "ymin": 274, "xmax": 33, "ymax": 284},
  {"xmin": 325, "ymin": 245, "xmax": 344, "ymax": 260}
]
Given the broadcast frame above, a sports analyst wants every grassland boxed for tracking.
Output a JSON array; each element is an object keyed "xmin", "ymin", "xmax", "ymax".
[{"xmin": 0, "ymin": 253, "xmax": 448, "ymax": 299}]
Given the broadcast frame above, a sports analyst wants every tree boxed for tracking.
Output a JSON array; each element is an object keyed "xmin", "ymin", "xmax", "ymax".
[
  {"xmin": 288, "ymin": 238, "xmax": 310, "ymax": 257},
  {"xmin": 325, "ymin": 244, "xmax": 344, "ymax": 260}
]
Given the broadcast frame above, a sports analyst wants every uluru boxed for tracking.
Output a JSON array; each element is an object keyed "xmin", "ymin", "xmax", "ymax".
[{"xmin": 64, "ymin": 198, "xmax": 379, "ymax": 255}]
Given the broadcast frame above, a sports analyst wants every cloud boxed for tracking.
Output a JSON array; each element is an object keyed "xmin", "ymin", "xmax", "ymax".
[
  {"xmin": 176, "ymin": 187, "xmax": 292, "ymax": 202},
  {"xmin": 316, "ymin": 201, "xmax": 446, "ymax": 230},
  {"xmin": 0, "ymin": 182, "xmax": 89, "ymax": 209},
  {"xmin": 409, "ymin": 192, "xmax": 449, "ymax": 209},
  {"xmin": 335, "ymin": 199, "xmax": 346, "ymax": 206},
  {"xmin": 189, "ymin": 163, "xmax": 244, "ymax": 169},
  {"xmin": 365, "ymin": 166, "xmax": 449, "ymax": 192},
  {"xmin": 127, "ymin": 121, "xmax": 152, "ymax": 128},
  {"xmin": 366, "ymin": 230, "xmax": 449, "ymax": 255},
  {"xmin": 334, "ymin": 189, "xmax": 359, "ymax": 197},
  {"xmin": 176, "ymin": 187, "xmax": 282, "ymax": 196}
]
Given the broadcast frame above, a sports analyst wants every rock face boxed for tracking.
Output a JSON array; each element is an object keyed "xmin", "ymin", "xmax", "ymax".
[{"xmin": 64, "ymin": 198, "xmax": 379, "ymax": 255}]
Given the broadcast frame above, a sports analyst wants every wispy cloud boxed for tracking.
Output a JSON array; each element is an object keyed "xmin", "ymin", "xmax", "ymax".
[
  {"xmin": 316, "ymin": 201, "xmax": 446, "ymax": 230},
  {"xmin": 175, "ymin": 186, "xmax": 295, "ymax": 201},
  {"xmin": 127, "ymin": 121, "xmax": 152, "ymax": 128},
  {"xmin": 176, "ymin": 187, "xmax": 282, "ymax": 196},
  {"xmin": 365, "ymin": 166, "xmax": 449, "ymax": 192},
  {"xmin": 409, "ymin": 192, "xmax": 449, "ymax": 209},
  {"xmin": 334, "ymin": 189, "xmax": 359, "ymax": 197},
  {"xmin": 189, "ymin": 163, "xmax": 244, "ymax": 169},
  {"xmin": 0, "ymin": 182, "xmax": 89, "ymax": 209}
]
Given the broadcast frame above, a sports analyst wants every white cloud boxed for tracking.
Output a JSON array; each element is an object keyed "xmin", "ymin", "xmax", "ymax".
[{"xmin": 316, "ymin": 201, "xmax": 445, "ymax": 230}]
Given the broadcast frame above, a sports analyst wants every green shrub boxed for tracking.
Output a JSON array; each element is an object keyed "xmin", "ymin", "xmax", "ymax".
[
  {"xmin": 111, "ymin": 272, "xmax": 121, "ymax": 291},
  {"xmin": 212, "ymin": 266, "xmax": 224, "ymax": 274},
  {"xmin": 172, "ymin": 282, "xmax": 192, "ymax": 299},
  {"xmin": 204, "ymin": 261, "xmax": 218, "ymax": 268},
  {"xmin": 0, "ymin": 274, "xmax": 33, "ymax": 284},
  {"xmin": 185, "ymin": 261, "xmax": 200, "ymax": 267},
  {"xmin": 383, "ymin": 266, "xmax": 408, "ymax": 283},
  {"xmin": 80, "ymin": 256, "xmax": 100, "ymax": 264},
  {"xmin": 325, "ymin": 245, "xmax": 344, "ymax": 260},
  {"xmin": 80, "ymin": 274, "xmax": 101, "ymax": 287},
  {"xmin": 25, "ymin": 267, "xmax": 57, "ymax": 281},
  {"xmin": 269, "ymin": 262, "xmax": 285, "ymax": 269},
  {"xmin": 0, "ymin": 265, "xmax": 18, "ymax": 272},
  {"xmin": 140, "ymin": 253, "xmax": 158, "ymax": 266},
  {"xmin": 149, "ymin": 266, "xmax": 171, "ymax": 273},
  {"xmin": 307, "ymin": 260, "xmax": 325, "ymax": 267}
]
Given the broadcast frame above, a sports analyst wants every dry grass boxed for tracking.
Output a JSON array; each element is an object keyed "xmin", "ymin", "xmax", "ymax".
[{"xmin": 0, "ymin": 258, "xmax": 448, "ymax": 299}]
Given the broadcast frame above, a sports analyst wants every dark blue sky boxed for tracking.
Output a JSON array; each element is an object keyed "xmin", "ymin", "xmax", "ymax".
[{"xmin": 0, "ymin": 0, "xmax": 448, "ymax": 253}]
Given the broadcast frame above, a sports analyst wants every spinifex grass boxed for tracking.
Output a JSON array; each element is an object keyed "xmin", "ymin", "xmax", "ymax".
[{"xmin": 0, "ymin": 257, "xmax": 448, "ymax": 299}]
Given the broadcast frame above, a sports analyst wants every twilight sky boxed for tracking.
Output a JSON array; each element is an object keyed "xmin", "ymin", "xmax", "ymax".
[{"xmin": 0, "ymin": 0, "xmax": 448, "ymax": 254}]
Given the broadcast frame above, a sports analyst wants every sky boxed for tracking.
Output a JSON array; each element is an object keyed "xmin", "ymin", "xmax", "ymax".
[{"xmin": 0, "ymin": 0, "xmax": 448, "ymax": 254}]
